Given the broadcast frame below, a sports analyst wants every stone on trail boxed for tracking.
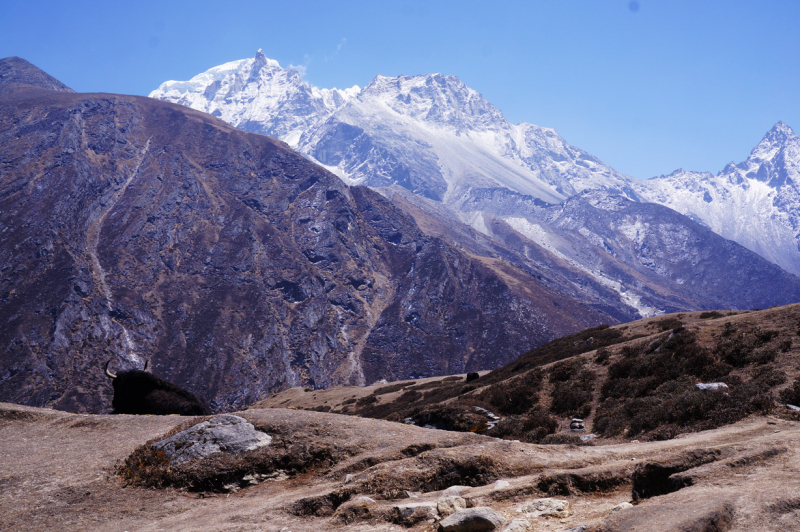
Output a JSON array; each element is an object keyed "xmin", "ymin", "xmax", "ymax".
[
  {"xmin": 608, "ymin": 501, "xmax": 634, "ymax": 514},
  {"xmin": 518, "ymin": 498, "xmax": 570, "ymax": 518},
  {"xmin": 438, "ymin": 495, "xmax": 468, "ymax": 516},
  {"xmin": 444, "ymin": 485, "xmax": 471, "ymax": 496},
  {"xmin": 502, "ymin": 518, "xmax": 531, "ymax": 532},
  {"xmin": 439, "ymin": 507, "xmax": 506, "ymax": 531},
  {"xmin": 152, "ymin": 414, "xmax": 271, "ymax": 464}
]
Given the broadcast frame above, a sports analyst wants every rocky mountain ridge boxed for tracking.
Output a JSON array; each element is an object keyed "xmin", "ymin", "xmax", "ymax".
[
  {"xmin": 635, "ymin": 122, "xmax": 800, "ymax": 276},
  {"xmin": 0, "ymin": 57, "xmax": 618, "ymax": 414},
  {"xmin": 151, "ymin": 51, "xmax": 800, "ymax": 318}
]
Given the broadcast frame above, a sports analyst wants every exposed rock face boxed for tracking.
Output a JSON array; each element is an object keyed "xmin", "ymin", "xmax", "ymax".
[
  {"xmin": 0, "ymin": 71, "xmax": 615, "ymax": 413},
  {"xmin": 0, "ymin": 56, "xmax": 74, "ymax": 94},
  {"xmin": 152, "ymin": 414, "xmax": 271, "ymax": 464}
]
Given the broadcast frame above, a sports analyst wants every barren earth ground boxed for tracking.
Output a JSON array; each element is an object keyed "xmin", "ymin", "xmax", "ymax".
[{"xmin": 1, "ymin": 402, "xmax": 799, "ymax": 532}]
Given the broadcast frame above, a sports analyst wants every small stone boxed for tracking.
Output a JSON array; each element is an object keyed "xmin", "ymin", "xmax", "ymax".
[
  {"xmin": 494, "ymin": 480, "xmax": 511, "ymax": 490},
  {"xmin": 438, "ymin": 496, "xmax": 467, "ymax": 516},
  {"xmin": 559, "ymin": 527, "xmax": 587, "ymax": 532},
  {"xmin": 444, "ymin": 485, "xmax": 470, "ymax": 496},
  {"xmin": 609, "ymin": 502, "xmax": 634, "ymax": 514},
  {"xmin": 518, "ymin": 498, "xmax": 570, "ymax": 518},
  {"xmin": 344, "ymin": 474, "xmax": 355, "ymax": 483},
  {"xmin": 695, "ymin": 382, "xmax": 728, "ymax": 391},
  {"xmin": 502, "ymin": 518, "xmax": 531, "ymax": 532},
  {"xmin": 405, "ymin": 490, "xmax": 422, "ymax": 498},
  {"xmin": 439, "ymin": 507, "xmax": 506, "ymax": 531},
  {"xmin": 786, "ymin": 404, "xmax": 800, "ymax": 412},
  {"xmin": 579, "ymin": 434, "xmax": 597, "ymax": 441}
]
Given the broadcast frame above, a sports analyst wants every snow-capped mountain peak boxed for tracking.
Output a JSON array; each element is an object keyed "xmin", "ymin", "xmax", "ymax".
[
  {"xmin": 150, "ymin": 50, "xmax": 359, "ymax": 147},
  {"xmin": 359, "ymin": 73, "xmax": 507, "ymax": 132},
  {"xmin": 746, "ymin": 121, "xmax": 796, "ymax": 168}
]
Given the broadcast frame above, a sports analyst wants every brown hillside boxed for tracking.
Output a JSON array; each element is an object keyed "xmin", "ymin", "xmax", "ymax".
[{"xmin": 254, "ymin": 304, "xmax": 800, "ymax": 443}]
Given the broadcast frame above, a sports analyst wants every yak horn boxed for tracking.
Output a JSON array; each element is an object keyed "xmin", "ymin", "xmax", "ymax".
[
  {"xmin": 104, "ymin": 360, "xmax": 117, "ymax": 379},
  {"xmin": 143, "ymin": 359, "xmax": 149, "ymax": 372}
]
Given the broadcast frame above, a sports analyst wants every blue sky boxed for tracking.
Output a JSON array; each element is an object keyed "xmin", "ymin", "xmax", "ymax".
[{"xmin": 2, "ymin": 0, "xmax": 799, "ymax": 180}]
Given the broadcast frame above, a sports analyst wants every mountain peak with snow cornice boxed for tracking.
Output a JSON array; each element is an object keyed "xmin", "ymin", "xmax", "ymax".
[
  {"xmin": 150, "ymin": 50, "xmax": 359, "ymax": 146},
  {"xmin": 358, "ymin": 73, "xmax": 507, "ymax": 132}
]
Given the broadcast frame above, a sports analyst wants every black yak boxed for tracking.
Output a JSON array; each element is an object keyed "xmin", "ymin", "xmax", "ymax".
[{"xmin": 104, "ymin": 360, "xmax": 211, "ymax": 416}]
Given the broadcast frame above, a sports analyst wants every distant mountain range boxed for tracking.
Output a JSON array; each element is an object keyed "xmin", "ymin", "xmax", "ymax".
[
  {"xmin": 152, "ymin": 50, "xmax": 800, "ymax": 315},
  {"xmin": 1, "ymin": 56, "xmax": 624, "ymax": 414},
  {"xmin": 3, "ymin": 53, "xmax": 799, "ymax": 414}
]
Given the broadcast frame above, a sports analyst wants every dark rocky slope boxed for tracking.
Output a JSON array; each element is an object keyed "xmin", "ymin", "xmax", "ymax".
[{"xmin": 0, "ymin": 59, "xmax": 616, "ymax": 413}]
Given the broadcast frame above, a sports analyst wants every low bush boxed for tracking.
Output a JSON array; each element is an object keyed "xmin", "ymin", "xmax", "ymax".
[
  {"xmin": 117, "ymin": 432, "xmax": 352, "ymax": 492},
  {"xmin": 409, "ymin": 403, "xmax": 487, "ymax": 432},
  {"xmin": 550, "ymin": 367, "xmax": 596, "ymax": 418},
  {"xmin": 478, "ymin": 369, "xmax": 543, "ymax": 415},
  {"xmin": 488, "ymin": 406, "xmax": 558, "ymax": 443},
  {"xmin": 779, "ymin": 378, "xmax": 800, "ymax": 406}
]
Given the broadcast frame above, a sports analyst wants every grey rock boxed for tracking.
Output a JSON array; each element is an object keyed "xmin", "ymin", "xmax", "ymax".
[
  {"xmin": 444, "ymin": 485, "xmax": 471, "ymax": 496},
  {"xmin": 786, "ymin": 404, "xmax": 800, "ymax": 412},
  {"xmin": 579, "ymin": 434, "xmax": 597, "ymax": 441},
  {"xmin": 439, "ymin": 507, "xmax": 506, "ymax": 531},
  {"xmin": 393, "ymin": 502, "xmax": 439, "ymax": 526},
  {"xmin": 559, "ymin": 527, "xmax": 587, "ymax": 532},
  {"xmin": 696, "ymin": 382, "xmax": 729, "ymax": 391},
  {"xmin": 518, "ymin": 498, "xmax": 570, "ymax": 518},
  {"xmin": 438, "ymin": 496, "xmax": 467, "ymax": 516},
  {"xmin": 152, "ymin": 415, "xmax": 271, "ymax": 464},
  {"xmin": 608, "ymin": 502, "xmax": 634, "ymax": 514},
  {"xmin": 502, "ymin": 518, "xmax": 530, "ymax": 532}
]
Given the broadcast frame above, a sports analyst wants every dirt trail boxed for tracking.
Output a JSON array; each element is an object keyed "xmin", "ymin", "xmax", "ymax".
[{"xmin": 1, "ymin": 402, "xmax": 798, "ymax": 531}]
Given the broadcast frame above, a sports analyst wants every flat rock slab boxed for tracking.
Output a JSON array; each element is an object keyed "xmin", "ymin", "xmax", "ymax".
[
  {"xmin": 518, "ymin": 497, "xmax": 570, "ymax": 518},
  {"xmin": 152, "ymin": 414, "xmax": 271, "ymax": 464},
  {"xmin": 439, "ymin": 506, "xmax": 506, "ymax": 531}
]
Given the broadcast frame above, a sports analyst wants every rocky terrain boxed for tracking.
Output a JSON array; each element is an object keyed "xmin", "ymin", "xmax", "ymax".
[
  {"xmin": 2, "ymin": 391, "xmax": 798, "ymax": 531},
  {"xmin": 0, "ymin": 57, "xmax": 620, "ymax": 414},
  {"xmin": 256, "ymin": 304, "xmax": 800, "ymax": 445},
  {"xmin": 152, "ymin": 51, "xmax": 800, "ymax": 318},
  {"xmin": 3, "ymin": 301, "xmax": 800, "ymax": 532}
]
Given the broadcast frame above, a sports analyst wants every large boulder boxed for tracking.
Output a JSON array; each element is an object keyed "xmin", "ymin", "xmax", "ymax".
[
  {"xmin": 152, "ymin": 414, "xmax": 271, "ymax": 464},
  {"xmin": 439, "ymin": 507, "xmax": 506, "ymax": 531}
]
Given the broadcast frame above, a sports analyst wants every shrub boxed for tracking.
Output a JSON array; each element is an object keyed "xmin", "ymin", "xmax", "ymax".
[
  {"xmin": 699, "ymin": 311, "xmax": 723, "ymax": 319},
  {"xmin": 478, "ymin": 369, "xmax": 543, "ymax": 415},
  {"xmin": 488, "ymin": 406, "xmax": 558, "ymax": 443},
  {"xmin": 779, "ymin": 378, "xmax": 800, "ymax": 406},
  {"xmin": 410, "ymin": 404, "xmax": 487, "ymax": 432},
  {"xmin": 549, "ymin": 359, "xmax": 585, "ymax": 382},
  {"xmin": 651, "ymin": 317, "xmax": 684, "ymax": 332},
  {"xmin": 595, "ymin": 348, "xmax": 611, "ymax": 365}
]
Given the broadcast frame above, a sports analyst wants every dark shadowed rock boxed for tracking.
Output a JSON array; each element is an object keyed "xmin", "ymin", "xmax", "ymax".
[{"xmin": 439, "ymin": 507, "xmax": 506, "ymax": 531}]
